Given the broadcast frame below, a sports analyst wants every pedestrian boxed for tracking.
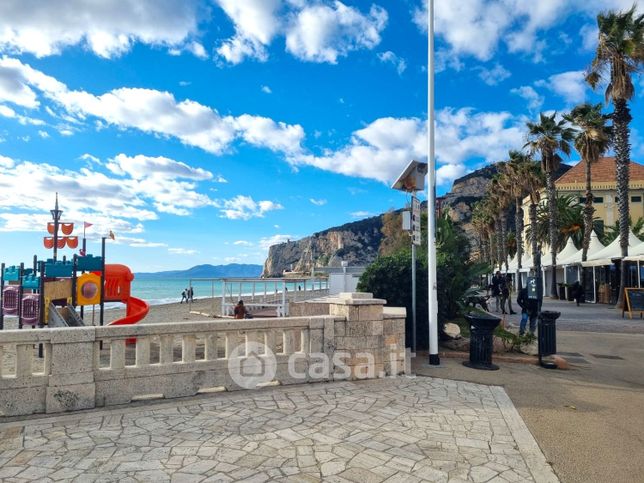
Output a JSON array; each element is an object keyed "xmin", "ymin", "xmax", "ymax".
[
  {"xmin": 504, "ymin": 274, "xmax": 516, "ymax": 314},
  {"xmin": 180, "ymin": 289, "xmax": 187, "ymax": 304},
  {"xmin": 516, "ymin": 286, "xmax": 538, "ymax": 335},
  {"xmin": 490, "ymin": 271, "xmax": 503, "ymax": 312},
  {"xmin": 571, "ymin": 281, "xmax": 583, "ymax": 306},
  {"xmin": 234, "ymin": 300, "xmax": 246, "ymax": 319},
  {"xmin": 189, "ymin": 286, "xmax": 194, "ymax": 302}
]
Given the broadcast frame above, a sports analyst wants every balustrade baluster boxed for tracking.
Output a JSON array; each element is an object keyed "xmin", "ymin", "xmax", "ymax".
[{"xmin": 135, "ymin": 337, "xmax": 150, "ymax": 367}]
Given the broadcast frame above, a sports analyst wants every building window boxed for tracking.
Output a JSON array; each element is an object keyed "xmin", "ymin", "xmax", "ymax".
[
  {"xmin": 594, "ymin": 196, "xmax": 604, "ymax": 203},
  {"xmin": 579, "ymin": 197, "xmax": 585, "ymax": 204},
  {"xmin": 632, "ymin": 196, "xmax": 642, "ymax": 203}
]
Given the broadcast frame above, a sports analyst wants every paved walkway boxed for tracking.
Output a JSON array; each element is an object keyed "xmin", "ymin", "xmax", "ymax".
[
  {"xmin": 493, "ymin": 298, "xmax": 644, "ymax": 334},
  {"xmin": 0, "ymin": 378, "xmax": 556, "ymax": 482}
]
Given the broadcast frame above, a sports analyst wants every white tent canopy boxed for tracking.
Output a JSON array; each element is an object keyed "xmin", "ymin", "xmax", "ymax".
[
  {"xmin": 581, "ymin": 230, "xmax": 641, "ymax": 267},
  {"xmin": 624, "ymin": 240, "xmax": 644, "ymax": 261},
  {"xmin": 542, "ymin": 237, "xmax": 578, "ymax": 268},
  {"xmin": 558, "ymin": 231, "xmax": 605, "ymax": 266}
]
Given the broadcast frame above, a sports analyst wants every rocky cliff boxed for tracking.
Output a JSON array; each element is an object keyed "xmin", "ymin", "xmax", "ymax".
[
  {"xmin": 262, "ymin": 163, "xmax": 573, "ymax": 275},
  {"xmin": 262, "ymin": 216, "xmax": 383, "ymax": 277}
]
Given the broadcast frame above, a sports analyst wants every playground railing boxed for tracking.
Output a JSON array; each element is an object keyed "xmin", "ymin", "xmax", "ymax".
[{"xmin": 0, "ymin": 293, "xmax": 407, "ymax": 418}]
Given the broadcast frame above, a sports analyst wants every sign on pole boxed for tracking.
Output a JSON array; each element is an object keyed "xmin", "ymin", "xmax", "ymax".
[{"xmin": 412, "ymin": 196, "xmax": 421, "ymax": 246}]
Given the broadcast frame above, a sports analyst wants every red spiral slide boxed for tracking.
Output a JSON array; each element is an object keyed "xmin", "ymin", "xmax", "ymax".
[{"xmin": 103, "ymin": 264, "xmax": 149, "ymax": 326}]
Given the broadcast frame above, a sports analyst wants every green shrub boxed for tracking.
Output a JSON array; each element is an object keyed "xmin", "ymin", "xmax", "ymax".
[{"xmin": 358, "ymin": 211, "xmax": 486, "ymax": 349}]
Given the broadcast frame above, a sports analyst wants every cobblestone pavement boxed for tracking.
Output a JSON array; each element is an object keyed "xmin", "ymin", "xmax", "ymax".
[{"xmin": 0, "ymin": 377, "xmax": 557, "ymax": 482}]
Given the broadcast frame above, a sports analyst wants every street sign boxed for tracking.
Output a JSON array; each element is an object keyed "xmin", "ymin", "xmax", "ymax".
[
  {"xmin": 402, "ymin": 211, "xmax": 411, "ymax": 231},
  {"xmin": 412, "ymin": 196, "xmax": 421, "ymax": 245}
]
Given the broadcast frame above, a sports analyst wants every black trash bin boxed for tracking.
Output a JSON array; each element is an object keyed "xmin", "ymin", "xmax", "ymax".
[
  {"xmin": 463, "ymin": 312, "xmax": 501, "ymax": 371},
  {"xmin": 538, "ymin": 310, "xmax": 559, "ymax": 369}
]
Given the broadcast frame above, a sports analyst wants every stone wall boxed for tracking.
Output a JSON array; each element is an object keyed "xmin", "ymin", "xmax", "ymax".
[{"xmin": 0, "ymin": 293, "xmax": 407, "ymax": 417}]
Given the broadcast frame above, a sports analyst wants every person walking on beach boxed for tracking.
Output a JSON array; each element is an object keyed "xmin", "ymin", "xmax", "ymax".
[
  {"xmin": 234, "ymin": 300, "xmax": 246, "ymax": 319},
  {"xmin": 188, "ymin": 286, "xmax": 194, "ymax": 302},
  {"xmin": 180, "ymin": 289, "xmax": 187, "ymax": 304}
]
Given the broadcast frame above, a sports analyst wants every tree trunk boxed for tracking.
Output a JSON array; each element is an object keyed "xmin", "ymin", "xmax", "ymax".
[
  {"xmin": 546, "ymin": 170, "xmax": 558, "ymax": 298},
  {"xmin": 530, "ymin": 202, "xmax": 538, "ymax": 269},
  {"xmin": 496, "ymin": 218, "xmax": 503, "ymax": 271},
  {"xmin": 614, "ymin": 98, "xmax": 632, "ymax": 308},
  {"xmin": 515, "ymin": 197, "xmax": 523, "ymax": 290},
  {"xmin": 582, "ymin": 159, "xmax": 594, "ymax": 262},
  {"xmin": 501, "ymin": 212, "xmax": 508, "ymax": 272}
]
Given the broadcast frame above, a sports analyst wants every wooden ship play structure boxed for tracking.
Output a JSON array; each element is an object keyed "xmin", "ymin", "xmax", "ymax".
[{"xmin": 0, "ymin": 195, "xmax": 149, "ymax": 330}]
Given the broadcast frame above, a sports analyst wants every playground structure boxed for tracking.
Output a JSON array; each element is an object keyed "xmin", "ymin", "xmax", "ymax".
[{"xmin": 0, "ymin": 195, "xmax": 149, "ymax": 331}]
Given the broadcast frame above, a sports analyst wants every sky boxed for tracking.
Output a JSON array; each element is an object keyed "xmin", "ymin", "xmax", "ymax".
[{"xmin": 0, "ymin": 0, "xmax": 643, "ymax": 272}]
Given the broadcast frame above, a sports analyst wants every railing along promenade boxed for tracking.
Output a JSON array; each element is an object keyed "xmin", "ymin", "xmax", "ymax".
[{"xmin": 0, "ymin": 293, "xmax": 406, "ymax": 417}]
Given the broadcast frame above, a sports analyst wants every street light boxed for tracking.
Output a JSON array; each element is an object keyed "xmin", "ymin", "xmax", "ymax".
[
  {"xmin": 392, "ymin": 160, "xmax": 428, "ymax": 354},
  {"xmin": 427, "ymin": 0, "xmax": 440, "ymax": 365}
]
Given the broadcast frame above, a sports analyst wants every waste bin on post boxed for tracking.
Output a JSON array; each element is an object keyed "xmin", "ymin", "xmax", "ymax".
[
  {"xmin": 538, "ymin": 310, "xmax": 559, "ymax": 369},
  {"xmin": 463, "ymin": 312, "xmax": 501, "ymax": 371}
]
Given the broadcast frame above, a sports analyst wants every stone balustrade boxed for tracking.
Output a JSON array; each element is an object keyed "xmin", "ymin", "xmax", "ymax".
[{"xmin": 0, "ymin": 292, "xmax": 406, "ymax": 417}]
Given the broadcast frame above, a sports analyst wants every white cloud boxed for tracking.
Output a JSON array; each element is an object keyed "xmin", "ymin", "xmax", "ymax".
[
  {"xmin": 215, "ymin": 0, "xmax": 281, "ymax": 64},
  {"xmin": 414, "ymin": 0, "xmax": 635, "ymax": 67},
  {"xmin": 309, "ymin": 198, "xmax": 327, "ymax": 206},
  {"xmin": 579, "ymin": 24, "xmax": 598, "ymax": 51},
  {"xmin": 298, "ymin": 117, "xmax": 426, "ymax": 183},
  {"xmin": 437, "ymin": 164, "xmax": 467, "ymax": 186},
  {"xmin": 106, "ymin": 153, "xmax": 212, "ymax": 180},
  {"xmin": 510, "ymin": 85, "xmax": 544, "ymax": 111},
  {"xmin": 37, "ymin": 130, "xmax": 49, "ymax": 138},
  {"xmin": 214, "ymin": 1, "xmax": 387, "ymax": 65},
  {"xmin": 285, "ymin": 2, "xmax": 387, "ymax": 63},
  {"xmin": 535, "ymin": 70, "xmax": 587, "ymax": 104},
  {"xmin": 435, "ymin": 108, "xmax": 525, "ymax": 167},
  {"xmin": 350, "ymin": 211, "xmax": 372, "ymax": 218},
  {"xmin": 259, "ymin": 234, "xmax": 293, "ymax": 250},
  {"xmin": 234, "ymin": 240, "xmax": 253, "ymax": 246},
  {"xmin": 0, "ymin": 153, "xmax": 217, "ymax": 240},
  {"xmin": 215, "ymin": 195, "xmax": 283, "ymax": 220},
  {"xmin": 0, "ymin": 0, "xmax": 201, "ymax": 58},
  {"xmin": 214, "ymin": 175, "xmax": 228, "ymax": 183},
  {"xmin": 476, "ymin": 63, "xmax": 511, "ymax": 86},
  {"xmin": 1, "ymin": 57, "xmax": 305, "ymax": 157},
  {"xmin": 261, "ymin": 85, "xmax": 272, "ymax": 94},
  {"xmin": 377, "ymin": 51, "xmax": 407, "ymax": 75},
  {"xmin": 168, "ymin": 247, "xmax": 198, "ymax": 255}
]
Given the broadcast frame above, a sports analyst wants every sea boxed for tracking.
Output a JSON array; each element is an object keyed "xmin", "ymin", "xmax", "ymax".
[{"xmin": 129, "ymin": 278, "xmax": 326, "ymax": 307}]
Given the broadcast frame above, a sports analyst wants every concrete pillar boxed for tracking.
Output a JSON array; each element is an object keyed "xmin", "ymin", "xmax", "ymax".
[
  {"xmin": 46, "ymin": 327, "xmax": 96, "ymax": 413},
  {"xmin": 329, "ymin": 292, "xmax": 387, "ymax": 380}
]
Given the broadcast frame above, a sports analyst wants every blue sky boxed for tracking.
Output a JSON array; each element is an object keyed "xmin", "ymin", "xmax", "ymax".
[{"xmin": 0, "ymin": 0, "xmax": 642, "ymax": 271}]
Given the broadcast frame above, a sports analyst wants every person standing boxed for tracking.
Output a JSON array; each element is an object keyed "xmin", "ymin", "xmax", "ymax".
[
  {"xmin": 504, "ymin": 274, "xmax": 517, "ymax": 314},
  {"xmin": 517, "ymin": 286, "xmax": 538, "ymax": 335},
  {"xmin": 188, "ymin": 286, "xmax": 194, "ymax": 302},
  {"xmin": 490, "ymin": 271, "xmax": 503, "ymax": 312}
]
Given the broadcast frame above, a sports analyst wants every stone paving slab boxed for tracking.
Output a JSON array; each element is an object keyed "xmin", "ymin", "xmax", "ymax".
[{"xmin": 0, "ymin": 377, "xmax": 557, "ymax": 482}]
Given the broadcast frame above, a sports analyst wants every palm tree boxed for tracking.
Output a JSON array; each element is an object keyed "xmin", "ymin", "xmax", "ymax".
[
  {"xmin": 564, "ymin": 103, "xmax": 612, "ymax": 261},
  {"xmin": 525, "ymin": 162, "xmax": 545, "ymax": 274},
  {"xmin": 587, "ymin": 5, "xmax": 644, "ymax": 307},
  {"xmin": 525, "ymin": 113, "xmax": 575, "ymax": 298},
  {"xmin": 530, "ymin": 194, "xmax": 588, "ymax": 249},
  {"xmin": 489, "ymin": 176, "xmax": 511, "ymax": 271},
  {"xmin": 500, "ymin": 151, "xmax": 533, "ymax": 289}
]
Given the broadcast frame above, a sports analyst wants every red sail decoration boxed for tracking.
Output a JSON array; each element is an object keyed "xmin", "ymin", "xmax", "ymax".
[
  {"xmin": 61, "ymin": 223, "xmax": 74, "ymax": 235},
  {"xmin": 66, "ymin": 236, "xmax": 78, "ymax": 248},
  {"xmin": 57, "ymin": 238, "xmax": 66, "ymax": 249},
  {"xmin": 47, "ymin": 222, "xmax": 56, "ymax": 234},
  {"xmin": 43, "ymin": 237, "xmax": 54, "ymax": 249}
]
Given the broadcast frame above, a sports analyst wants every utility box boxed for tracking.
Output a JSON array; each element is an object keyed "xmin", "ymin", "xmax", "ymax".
[{"xmin": 402, "ymin": 211, "xmax": 411, "ymax": 231}]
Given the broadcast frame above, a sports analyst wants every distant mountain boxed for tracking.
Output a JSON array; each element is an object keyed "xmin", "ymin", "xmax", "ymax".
[{"xmin": 135, "ymin": 264, "xmax": 263, "ymax": 279}]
